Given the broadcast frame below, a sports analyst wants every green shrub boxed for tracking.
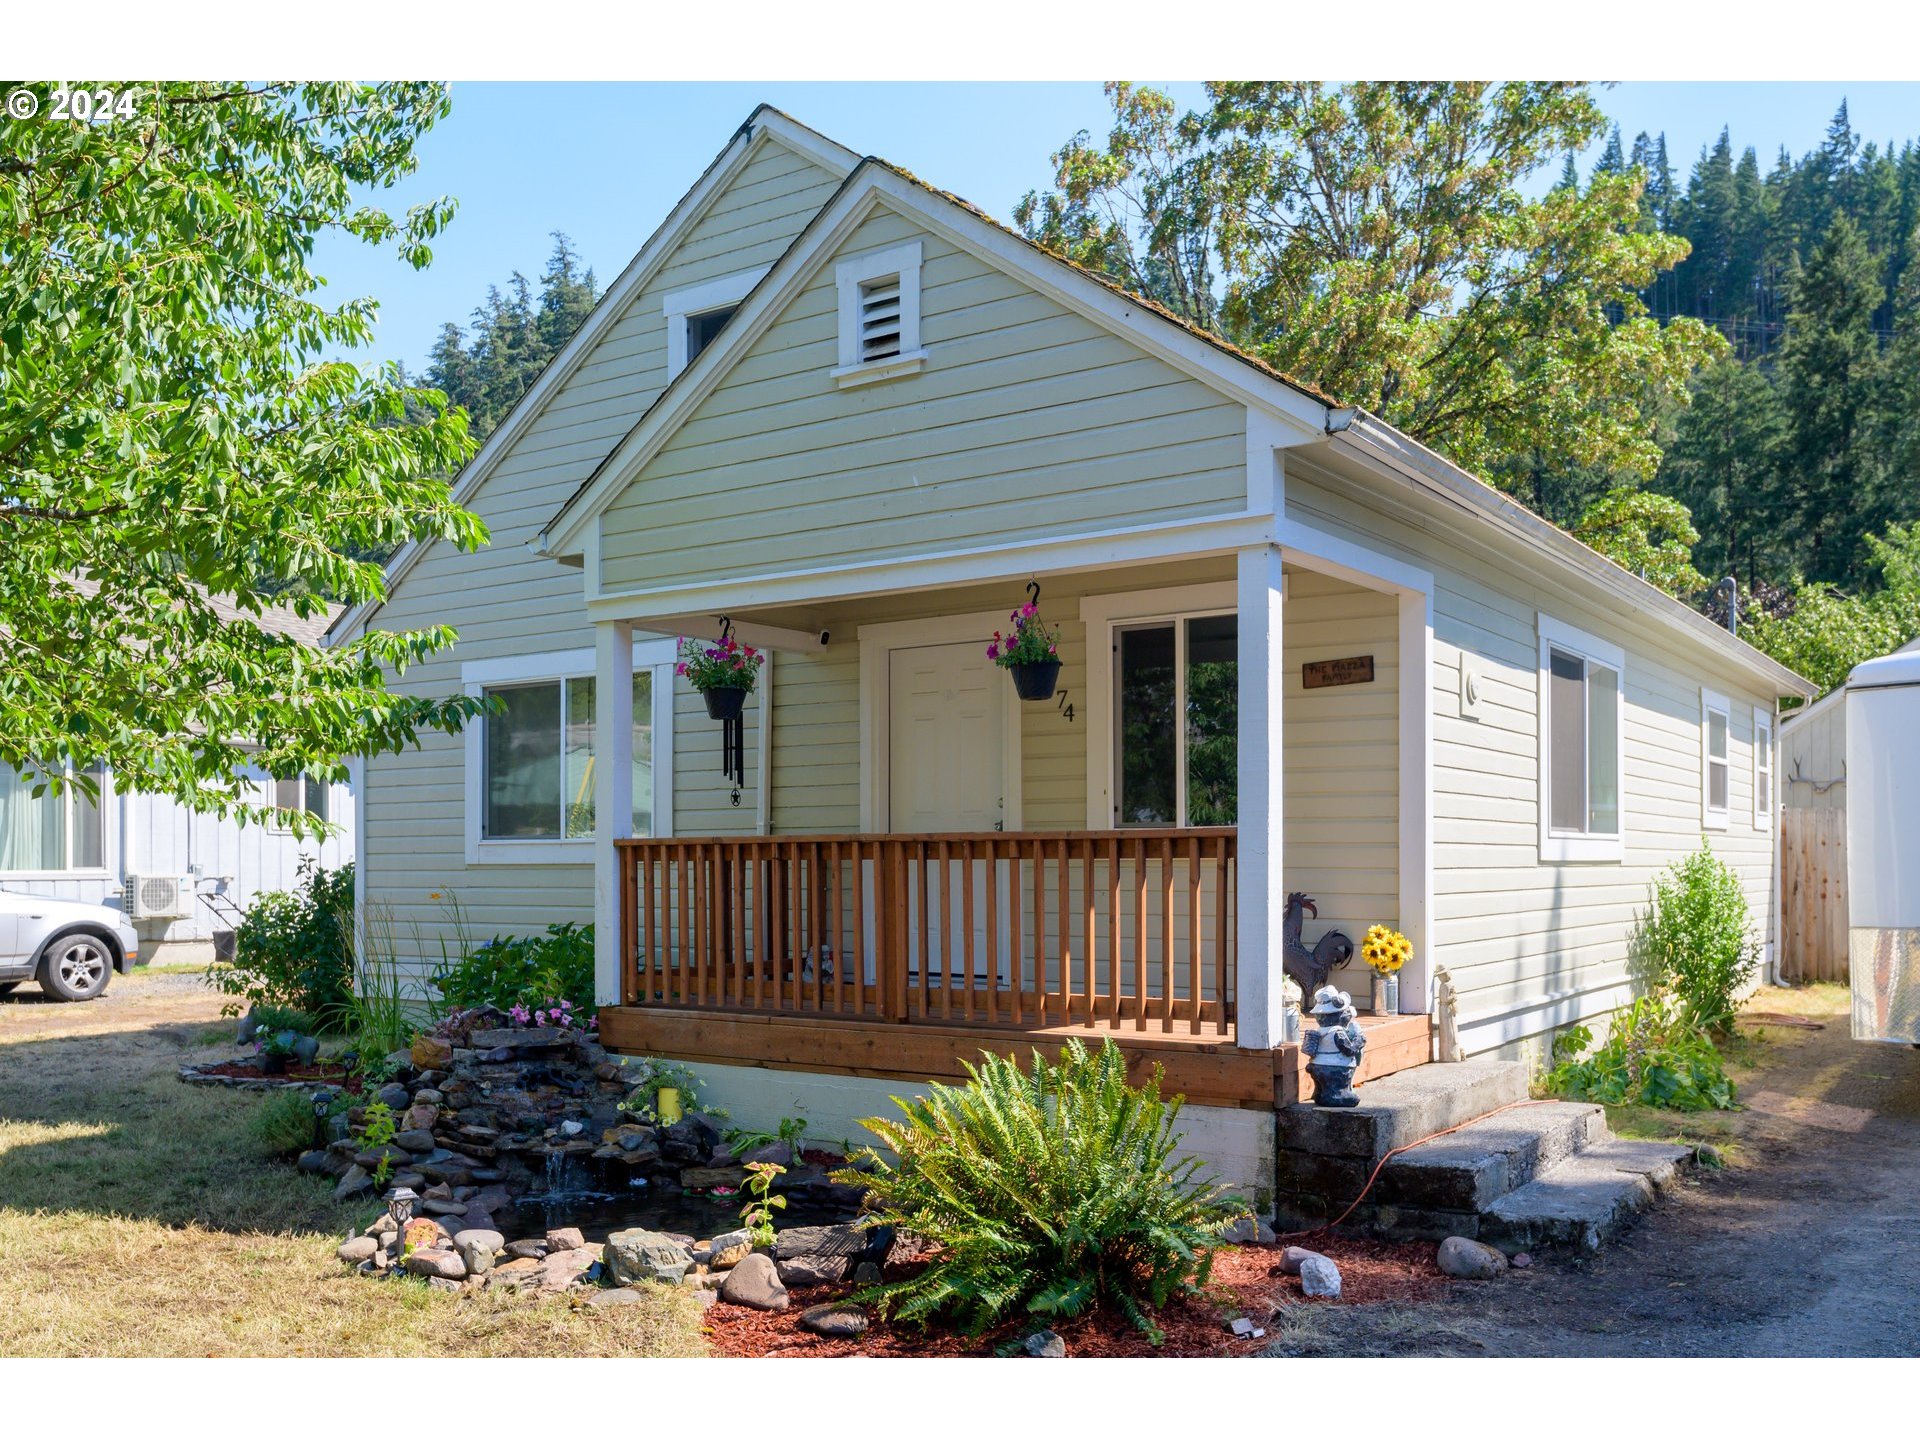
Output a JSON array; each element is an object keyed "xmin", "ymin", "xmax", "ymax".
[
  {"xmin": 1640, "ymin": 844, "xmax": 1758, "ymax": 1033},
  {"xmin": 209, "ymin": 860, "xmax": 355, "ymax": 1029},
  {"xmin": 839, "ymin": 1038, "xmax": 1239, "ymax": 1342},
  {"xmin": 250, "ymin": 1087, "xmax": 319, "ymax": 1156},
  {"xmin": 433, "ymin": 922, "xmax": 594, "ymax": 1013},
  {"xmin": 248, "ymin": 1002, "xmax": 321, "ymax": 1036},
  {"xmin": 1545, "ymin": 994, "xmax": 1737, "ymax": 1111}
]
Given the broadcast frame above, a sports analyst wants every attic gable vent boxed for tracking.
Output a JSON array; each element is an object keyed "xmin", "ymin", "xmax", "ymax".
[
  {"xmin": 858, "ymin": 275, "xmax": 903, "ymax": 362},
  {"xmin": 833, "ymin": 240, "xmax": 925, "ymax": 387}
]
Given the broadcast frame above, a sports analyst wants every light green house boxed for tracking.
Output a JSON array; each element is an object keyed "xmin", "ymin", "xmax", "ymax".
[{"xmin": 330, "ymin": 108, "xmax": 1814, "ymax": 1190}]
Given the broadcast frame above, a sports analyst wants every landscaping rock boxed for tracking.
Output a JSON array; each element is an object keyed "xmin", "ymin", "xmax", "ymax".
[
  {"xmin": 718, "ymin": 1252, "xmax": 789, "ymax": 1311},
  {"xmin": 679, "ymin": 1165, "xmax": 746, "ymax": 1190},
  {"xmin": 336, "ymin": 1236, "xmax": 379, "ymax": 1265},
  {"xmin": 404, "ymin": 1217, "xmax": 451, "ymax": 1251},
  {"xmin": 332, "ymin": 1164, "xmax": 372, "ymax": 1202},
  {"xmin": 1220, "ymin": 1212, "xmax": 1278, "ymax": 1245},
  {"xmin": 1299, "ymin": 1254, "xmax": 1343, "ymax": 1299},
  {"xmin": 1277, "ymin": 1245, "xmax": 1326, "ymax": 1276},
  {"xmin": 734, "ymin": 1140, "xmax": 794, "ymax": 1168},
  {"xmin": 403, "ymin": 1103, "xmax": 440, "ymax": 1132},
  {"xmin": 404, "ymin": 1249, "xmax": 467, "ymax": 1281},
  {"xmin": 774, "ymin": 1222, "xmax": 887, "ymax": 1271},
  {"xmin": 604, "ymin": 1228, "xmax": 692, "ymax": 1287},
  {"xmin": 353, "ymin": 1143, "xmax": 410, "ymax": 1170},
  {"xmin": 799, "ymin": 1302, "xmax": 868, "ymax": 1338},
  {"xmin": 455, "ymin": 1228, "xmax": 503, "ymax": 1275},
  {"xmin": 1437, "ymin": 1235, "xmax": 1509, "ymax": 1280},
  {"xmin": 537, "ymin": 1247, "xmax": 597, "ymax": 1291},
  {"xmin": 504, "ymin": 1238, "xmax": 550, "ymax": 1261},
  {"xmin": 704, "ymin": 1228, "xmax": 754, "ymax": 1270},
  {"xmin": 852, "ymin": 1260, "xmax": 882, "ymax": 1286},
  {"xmin": 545, "ymin": 1227, "xmax": 586, "ymax": 1252},
  {"xmin": 375, "ymin": 1082, "xmax": 412, "ymax": 1110},
  {"xmin": 1023, "ymin": 1329, "xmax": 1066, "ymax": 1358},
  {"xmin": 410, "ymin": 1034, "xmax": 454, "ymax": 1070},
  {"xmin": 297, "ymin": 1149, "xmax": 338, "ymax": 1177}
]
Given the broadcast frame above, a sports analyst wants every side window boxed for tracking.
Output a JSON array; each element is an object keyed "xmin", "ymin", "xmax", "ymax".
[
  {"xmin": 1702, "ymin": 689, "xmax": 1731, "ymax": 829},
  {"xmin": 1538, "ymin": 616, "xmax": 1625, "ymax": 862},
  {"xmin": 1754, "ymin": 706, "xmax": 1774, "ymax": 831},
  {"xmin": 1113, "ymin": 613, "xmax": 1238, "ymax": 827}
]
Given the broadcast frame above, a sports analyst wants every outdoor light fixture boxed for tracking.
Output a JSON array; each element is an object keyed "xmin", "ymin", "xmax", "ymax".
[
  {"xmin": 309, "ymin": 1087, "xmax": 334, "ymax": 1152},
  {"xmin": 386, "ymin": 1186, "xmax": 418, "ymax": 1231}
]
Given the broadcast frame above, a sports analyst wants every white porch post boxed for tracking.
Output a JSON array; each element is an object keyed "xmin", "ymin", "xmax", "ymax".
[
  {"xmin": 1236, "ymin": 542, "xmax": 1285, "ymax": 1049},
  {"xmin": 593, "ymin": 619, "xmax": 635, "ymax": 1008}
]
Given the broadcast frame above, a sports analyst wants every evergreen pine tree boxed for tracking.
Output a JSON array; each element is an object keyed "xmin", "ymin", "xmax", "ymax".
[{"xmin": 1778, "ymin": 213, "xmax": 1889, "ymax": 585}]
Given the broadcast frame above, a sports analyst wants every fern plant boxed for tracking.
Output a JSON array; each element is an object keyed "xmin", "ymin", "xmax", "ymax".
[{"xmin": 835, "ymin": 1038, "xmax": 1238, "ymax": 1343}]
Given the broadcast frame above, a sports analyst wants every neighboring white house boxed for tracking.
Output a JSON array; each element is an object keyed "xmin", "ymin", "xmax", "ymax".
[
  {"xmin": 329, "ymin": 108, "xmax": 1814, "ymax": 1186},
  {"xmin": 2, "ymin": 594, "xmax": 354, "ymax": 962}
]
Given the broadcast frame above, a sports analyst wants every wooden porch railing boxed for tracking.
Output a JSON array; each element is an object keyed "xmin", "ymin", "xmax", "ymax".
[{"xmin": 616, "ymin": 829, "xmax": 1236, "ymax": 1037}]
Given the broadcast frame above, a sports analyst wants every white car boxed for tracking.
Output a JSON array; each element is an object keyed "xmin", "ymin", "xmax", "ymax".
[{"xmin": 0, "ymin": 890, "xmax": 140, "ymax": 1001}]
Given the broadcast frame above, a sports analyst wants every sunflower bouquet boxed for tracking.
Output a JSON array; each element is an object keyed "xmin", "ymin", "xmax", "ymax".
[{"xmin": 1362, "ymin": 925, "xmax": 1412, "ymax": 975}]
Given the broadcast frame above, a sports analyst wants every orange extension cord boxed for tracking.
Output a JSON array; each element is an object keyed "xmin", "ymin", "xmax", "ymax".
[{"xmin": 1278, "ymin": 1097, "xmax": 1559, "ymax": 1241}]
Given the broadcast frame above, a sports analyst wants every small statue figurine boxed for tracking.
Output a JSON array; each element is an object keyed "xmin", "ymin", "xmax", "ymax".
[
  {"xmin": 1433, "ymin": 964, "xmax": 1463, "ymax": 1063},
  {"xmin": 1281, "ymin": 974, "xmax": 1304, "ymax": 1044},
  {"xmin": 1303, "ymin": 986, "xmax": 1367, "ymax": 1107}
]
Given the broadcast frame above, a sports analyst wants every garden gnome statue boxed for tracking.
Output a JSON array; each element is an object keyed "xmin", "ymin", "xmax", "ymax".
[{"xmin": 1303, "ymin": 986, "xmax": 1366, "ymax": 1107}]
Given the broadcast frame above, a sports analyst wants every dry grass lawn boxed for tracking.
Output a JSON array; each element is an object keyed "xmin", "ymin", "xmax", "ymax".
[{"xmin": 0, "ymin": 971, "xmax": 706, "ymax": 1357}]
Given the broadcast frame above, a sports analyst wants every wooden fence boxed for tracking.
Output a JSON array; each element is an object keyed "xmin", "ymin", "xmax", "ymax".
[
  {"xmin": 1781, "ymin": 807, "xmax": 1847, "ymax": 983},
  {"xmin": 617, "ymin": 828, "xmax": 1236, "ymax": 1036}
]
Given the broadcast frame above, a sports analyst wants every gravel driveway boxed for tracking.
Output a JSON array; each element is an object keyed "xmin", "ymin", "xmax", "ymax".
[{"xmin": 1266, "ymin": 987, "xmax": 1920, "ymax": 1358}]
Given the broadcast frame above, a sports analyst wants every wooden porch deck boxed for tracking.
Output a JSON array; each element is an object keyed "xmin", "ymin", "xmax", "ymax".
[
  {"xmin": 606, "ymin": 830, "xmax": 1429, "ymax": 1111},
  {"xmin": 598, "ymin": 1006, "xmax": 1431, "ymax": 1112}
]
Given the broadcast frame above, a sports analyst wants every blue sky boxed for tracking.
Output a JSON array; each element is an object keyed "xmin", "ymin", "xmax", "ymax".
[{"xmin": 315, "ymin": 81, "xmax": 1920, "ymax": 374}]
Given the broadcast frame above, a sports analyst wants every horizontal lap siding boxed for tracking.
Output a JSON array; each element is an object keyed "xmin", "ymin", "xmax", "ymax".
[
  {"xmin": 598, "ymin": 206, "xmax": 1247, "ymax": 590},
  {"xmin": 358, "ymin": 138, "xmax": 844, "ymax": 985},
  {"xmin": 1286, "ymin": 466, "xmax": 1781, "ymax": 1062},
  {"xmin": 1283, "ymin": 571, "xmax": 1400, "ymax": 997}
]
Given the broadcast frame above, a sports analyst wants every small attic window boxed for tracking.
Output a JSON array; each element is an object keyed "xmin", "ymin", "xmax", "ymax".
[
  {"xmin": 686, "ymin": 304, "xmax": 738, "ymax": 365},
  {"xmin": 833, "ymin": 240, "xmax": 925, "ymax": 387},
  {"xmin": 662, "ymin": 266, "xmax": 767, "ymax": 380}
]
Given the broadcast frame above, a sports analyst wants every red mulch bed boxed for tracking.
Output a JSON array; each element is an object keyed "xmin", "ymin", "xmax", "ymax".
[
  {"xmin": 195, "ymin": 1059, "xmax": 363, "ymax": 1091},
  {"xmin": 702, "ymin": 1235, "xmax": 1452, "ymax": 1358}
]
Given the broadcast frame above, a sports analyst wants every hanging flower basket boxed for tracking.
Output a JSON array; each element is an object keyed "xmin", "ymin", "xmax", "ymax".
[
  {"xmin": 988, "ymin": 593, "xmax": 1061, "ymax": 703},
  {"xmin": 678, "ymin": 635, "xmax": 763, "ymax": 707},
  {"xmin": 703, "ymin": 686, "xmax": 748, "ymax": 722},
  {"xmin": 1008, "ymin": 659, "xmax": 1061, "ymax": 702}
]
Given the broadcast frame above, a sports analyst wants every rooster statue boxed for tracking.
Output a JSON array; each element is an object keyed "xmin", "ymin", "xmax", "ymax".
[{"xmin": 1283, "ymin": 893, "xmax": 1353, "ymax": 996}]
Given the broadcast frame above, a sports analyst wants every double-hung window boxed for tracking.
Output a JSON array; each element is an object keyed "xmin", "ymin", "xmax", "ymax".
[
  {"xmin": 1112, "ymin": 612, "xmax": 1239, "ymax": 827},
  {"xmin": 463, "ymin": 643, "xmax": 675, "ymax": 864},
  {"xmin": 1702, "ymin": 688, "xmax": 1732, "ymax": 829},
  {"xmin": 1538, "ymin": 615, "xmax": 1625, "ymax": 862},
  {"xmin": 1753, "ymin": 705, "xmax": 1774, "ymax": 831},
  {"xmin": 0, "ymin": 761, "xmax": 106, "ymax": 873}
]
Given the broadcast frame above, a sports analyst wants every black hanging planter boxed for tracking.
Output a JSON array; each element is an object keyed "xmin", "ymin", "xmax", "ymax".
[
  {"xmin": 703, "ymin": 685, "xmax": 748, "ymax": 722},
  {"xmin": 1009, "ymin": 658, "xmax": 1061, "ymax": 702}
]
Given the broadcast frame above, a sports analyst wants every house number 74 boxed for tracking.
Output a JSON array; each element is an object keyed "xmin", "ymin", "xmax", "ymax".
[{"xmin": 1056, "ymin": 689, "xmax": 1074, "ymax": 723}]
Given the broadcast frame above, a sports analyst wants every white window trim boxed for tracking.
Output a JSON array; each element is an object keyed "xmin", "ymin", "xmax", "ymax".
[
  {"xmin": 0, "ymin": 762, "xmax": 113, "ymax": 878},
  {"xmin": 832, "ymin": 240, "xmax": 926, "ymax": 388},
  {"xmin": 1754, "ymin": 704, "xmax": 1774, "ymax": 832},
  {"xmin": 1537, "ymin": 613, "xmax": 1627, "ymax": 863},
  {"xmin": 1701, "ymin": 687, "xmax": 1732, "ymax": 830},
  {"xmin": 1081, "ymin": 583, "xmax": 1239, "ymax": 830},
  {"xmin": 662, "ymin": 266, "xmax": 768, "ymax": 380},
  {"xmin": 462, "ymin": 640, "xmax": 675, "ymax": 865},
  {"xmin": 262, "ymin": 774, "xmax": 331, "ymax": 836}
]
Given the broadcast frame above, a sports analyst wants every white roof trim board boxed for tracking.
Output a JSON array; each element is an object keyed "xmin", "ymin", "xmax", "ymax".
[{"xmin": 325, "ymin": 107, "xmax": 858, "ymax": 648}]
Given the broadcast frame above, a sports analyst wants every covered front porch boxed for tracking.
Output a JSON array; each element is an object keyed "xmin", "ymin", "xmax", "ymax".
[{"xmin": 587, "ymin": 540, "xmax": 1437, "ymax": 1113}]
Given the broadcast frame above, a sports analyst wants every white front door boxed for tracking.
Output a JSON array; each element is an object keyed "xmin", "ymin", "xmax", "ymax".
[
  {"xmin": 887, "ymin": 640, "xmax": 1006, "ymax": 987},
  {"xmin": 887, "ymin": 641, "xmax": 1004, "ymax": 832}
]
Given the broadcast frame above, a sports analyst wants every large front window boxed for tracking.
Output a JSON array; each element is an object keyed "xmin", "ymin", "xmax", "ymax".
[
  {"xmin": 1115, "ymin": 613, "xmax": 1237, "ymax": 826},
  {"xmin": 0, "ymin": 762, "xmax": 105, "ymax": 872},
  {"xmin": 482, "ymin": 670, "xmax": 655, "ymax": 841}
]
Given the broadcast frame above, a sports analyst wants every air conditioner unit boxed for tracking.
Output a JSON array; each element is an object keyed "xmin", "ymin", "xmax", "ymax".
[{"xmin": 127, "ymin": 874, "xmax": 193, "ymax": 921}]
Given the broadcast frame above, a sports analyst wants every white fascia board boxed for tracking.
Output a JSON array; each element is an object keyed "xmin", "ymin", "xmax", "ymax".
[
  {"xmin": 537, "ymin": 164, "xmax": 1334, "ymax": 559},
  {"xmin": 327, "ymin": 117, "xmax": 854, "ymax": 648},
  {"xmin": 1329, "ymin": 417, "xmax": 1817, "ymax": 700}
]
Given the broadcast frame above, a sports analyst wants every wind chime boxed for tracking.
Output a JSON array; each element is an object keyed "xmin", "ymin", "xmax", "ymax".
[{"xmin": 715, "ymin": 617, "xmax": 746, "ymax": 808}]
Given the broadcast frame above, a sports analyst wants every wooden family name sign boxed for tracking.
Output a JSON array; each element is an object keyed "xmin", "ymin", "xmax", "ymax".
[{"xmin": 1302, "ymin": 655, "xmax": 1375, "ymax": 689}]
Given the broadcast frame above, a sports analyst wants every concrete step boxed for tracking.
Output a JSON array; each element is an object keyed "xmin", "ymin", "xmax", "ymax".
[
  {"xmin": 1371, "ymin": 1101, "xmax": 1610, "ymax": 1211},
  {"xmin": 1478, "ymin": 1138, "xmax": 1695, "ymax": 1252},
  {"xmin": 1276, "ymin": 1060, "xmax": 1532, "ymax": 1168}
]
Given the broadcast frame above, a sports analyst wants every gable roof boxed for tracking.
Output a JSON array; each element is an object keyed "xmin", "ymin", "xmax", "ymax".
[
  {"xmin": 534, "ymin": 156, "xmax": 1335, "ymax": 558},
  {"xmin": 324, "ymin": 106, "xmax": 858, "ymax": 647},
  {"xmin": 60, "ymin": 575, "xmax": 341, "ymax": 647}
]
